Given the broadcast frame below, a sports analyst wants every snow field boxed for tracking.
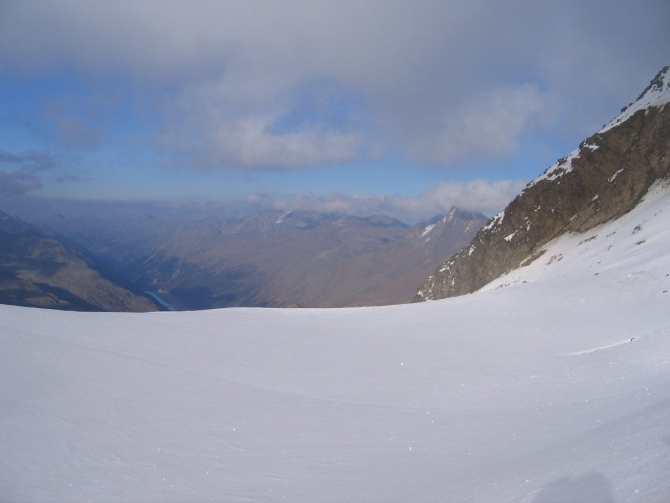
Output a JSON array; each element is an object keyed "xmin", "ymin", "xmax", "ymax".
[{"xmin": 1, "ymin": 183, "xmax": 670, "ymax": 501}]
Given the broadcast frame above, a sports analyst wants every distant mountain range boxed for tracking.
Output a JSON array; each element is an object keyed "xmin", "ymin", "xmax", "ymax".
[
  {"xmin": 3, "ymin": 207, "xmax": 485, "ymax": 310},
  {"xmin": 415, "ymin": 66, "xmax": 670, "ymax": 301},
  {"xmin": 0, "ymin": 211, "xmax": 158, "ymax": 311}
]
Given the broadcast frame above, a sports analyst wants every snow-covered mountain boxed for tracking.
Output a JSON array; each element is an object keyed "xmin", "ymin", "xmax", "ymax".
[
  {"xmin": 414, "ymin": 66, "xmax": 670, "ymax": 301},
  {"xmin": 2, "ymin": 69, "xmax": 670, "ymax": 502}
]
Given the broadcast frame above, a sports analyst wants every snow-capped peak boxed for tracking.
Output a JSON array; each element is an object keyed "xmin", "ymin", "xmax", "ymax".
[
  {"xmin": 600, "ymin": 66, "xmax": 670, "ymax": 133},
  {"xmin": 528, "ymin": 66, "xmax": 670, "ymax": 188}
]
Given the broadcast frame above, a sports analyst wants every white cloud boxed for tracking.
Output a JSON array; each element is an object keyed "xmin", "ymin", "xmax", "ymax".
[
  {"xmin": 161, "ymin": 105, "xmax": 379, "ymax": 171},
  {"xmin": 408, "ymin": 85, "xmax": 546, "ymax": 164},
  {"xmin": 157, "ymin": 69, "xmax": 382, "ymax": 170},
  {"xmin": 407, "ymin": 179, "xmax": 527, "ymax": 214},
  {"xmin": 209, "ymin": 117, "xmax": 367, "ymax": 169}
]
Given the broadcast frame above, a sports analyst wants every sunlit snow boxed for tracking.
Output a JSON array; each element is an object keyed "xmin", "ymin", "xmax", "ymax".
[{"xmin": 2, "ymin": 184, "xmax": 670, "ymax": 502}]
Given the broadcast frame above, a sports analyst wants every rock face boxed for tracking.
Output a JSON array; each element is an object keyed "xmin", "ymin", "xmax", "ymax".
[
  {"xmin": 0, "ymin": 211, "xmax": 159, "ymax": 312},
  {"xmin": 414, "ymin": 66, "xmax": 670, "ymax": 301}
]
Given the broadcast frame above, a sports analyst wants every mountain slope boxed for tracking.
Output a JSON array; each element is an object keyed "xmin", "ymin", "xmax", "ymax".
[
  {"xmin": 414, "ymin": 66, "xmax": 670, "ymax": 301},
  {"xmin": 1, "ymin": 180, "xmax": 669, "ymax": 502},
  {"xmin": 0, "ymin": 211, "xmax": 159, "ymax": 312}
]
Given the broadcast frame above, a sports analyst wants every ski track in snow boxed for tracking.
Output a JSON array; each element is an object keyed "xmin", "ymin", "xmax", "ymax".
[
  {"xmin": 1, "ymin": 182, "xmax": 670, "ymax": 502},
  {"xmin": 564, "ymin": 337, "xmax": 638, "ymax": 356}
]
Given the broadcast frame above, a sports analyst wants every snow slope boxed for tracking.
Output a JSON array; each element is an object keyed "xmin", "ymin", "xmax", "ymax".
[{"xmin": 2, "ymin": 184, "xmax": 670, "ymax": 501}]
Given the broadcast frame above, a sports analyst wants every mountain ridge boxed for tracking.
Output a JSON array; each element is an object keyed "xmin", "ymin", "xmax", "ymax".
[
  {"xmin": 414, "ymin": 66, "xmax": 670, "ymax": 301},
  {"xmin": 0, "ymin": 210, "xmax": 160, "ymax": 311}
]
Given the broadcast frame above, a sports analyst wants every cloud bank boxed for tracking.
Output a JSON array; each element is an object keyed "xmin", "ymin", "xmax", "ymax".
[
  {"xmin": 2, "ymin": 179, "xmax": 524, "ymax": 223},
  {"xmin": 249, "ymin": 179, "xmax": 526, "ymax": 221},
  {"xmin": 0, "ymin": 150, "xmax": 57, "ymax": 173},
  {"xmin": 1, "ymin": 0, "xmax": 667, "ymax": 171},
  {"xmin": 0, "ymin": 172, "xmax": 42, "ymax": 196}
]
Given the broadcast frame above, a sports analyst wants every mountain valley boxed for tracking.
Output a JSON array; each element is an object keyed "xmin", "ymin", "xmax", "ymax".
[
  {"xmin": 0, "ymin": 211, "xmax": 159, "ymax": 312},
  {"xmin": 37, "ymin": 208, "xmax": 486, "ymax": 309}
]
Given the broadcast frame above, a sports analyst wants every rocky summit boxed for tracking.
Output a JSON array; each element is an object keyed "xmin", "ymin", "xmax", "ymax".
[{"xmin": 414, "ymin": 66, "xmax": 670, "ymax": 302}]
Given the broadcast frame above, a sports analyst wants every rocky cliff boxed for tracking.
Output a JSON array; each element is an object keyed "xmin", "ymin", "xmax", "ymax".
[{"xmin": 414, "ymin": 66, "xmax": 670, "ymax": 301}]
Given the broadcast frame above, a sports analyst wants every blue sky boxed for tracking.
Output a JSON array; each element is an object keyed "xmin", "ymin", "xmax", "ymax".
[{"xmin": 0, "ymin": 0, "xmax": 668, "ymax": 222}]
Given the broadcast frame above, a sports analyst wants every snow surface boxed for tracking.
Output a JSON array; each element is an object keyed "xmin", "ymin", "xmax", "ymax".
[
  {"xmin": 483, "ymin": 210, "xmax": 504, "ymax": 231},
  {"xmin": 504, "ymin": 231, "xmax": 517, "ymax": 242},
  {"xmin": 528, "ymin": 149, "xmax": 581, "ymax": 187},
  {"xmin": 2, "ymin": 184, "xmax": 670, "ymax": 502}
]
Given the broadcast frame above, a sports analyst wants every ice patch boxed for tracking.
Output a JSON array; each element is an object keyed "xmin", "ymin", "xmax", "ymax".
[
  {"xmin": 483, "ymin": 211, "xmax": 505, "ymax": 231},
  {"xmin": 421, "ymin": 224, "xmax": 436, "ymax": 238},
  {"xmin": 276, "ymin": 210, "xmax": 292, "ymax": 225},
  {"xmin": 608, "ymin": 169, "xmax": 624, "ymax": 182}
]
